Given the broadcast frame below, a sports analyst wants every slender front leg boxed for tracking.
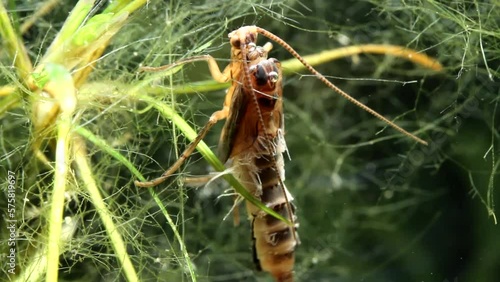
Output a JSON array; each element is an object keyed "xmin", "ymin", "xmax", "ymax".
[
  {"xmin": 140, "ymin": 55, "xmax": 233, "ymax": 83},
  {"xmin": 134, "ymin": 106, "xmax": 230, "ymax": 187},
  {"xmin": 135, "ymin": 55, "xmax": 237, "ymax": 187}
]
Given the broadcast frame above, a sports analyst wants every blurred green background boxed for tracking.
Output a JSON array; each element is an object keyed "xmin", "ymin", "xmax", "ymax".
[{"xmin": 1, "ymin": 0, "xmax": 498, "ymax": 281}]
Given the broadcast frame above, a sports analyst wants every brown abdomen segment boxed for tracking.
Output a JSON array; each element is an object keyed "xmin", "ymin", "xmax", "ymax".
[{"xmin": 250, "ymin": 154, "xmax": 299, "ymax": 282}]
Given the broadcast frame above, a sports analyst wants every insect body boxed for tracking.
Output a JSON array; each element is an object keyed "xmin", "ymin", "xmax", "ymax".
[
  {"xmin": 225, "ymin": 54, "xmax": 299, "ymax": 282},
  {"xmin": 136, "ymin": 25, "xmax": 434, "ymax": 281},
  {"xmin": 136, "ymin": 27, "xmax": 299, "ymax": 281}
]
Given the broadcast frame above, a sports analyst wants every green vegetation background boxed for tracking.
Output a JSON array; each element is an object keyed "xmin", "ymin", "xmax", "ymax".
[{"xmin": 1, "ymin": 0, "xmax": 498, "ymax": 281}]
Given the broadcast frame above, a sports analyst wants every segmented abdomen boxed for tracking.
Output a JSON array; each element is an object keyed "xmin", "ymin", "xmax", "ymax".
[{"xmin": 233, "ymin": 141, "xmax": 299, "ymax": 282}]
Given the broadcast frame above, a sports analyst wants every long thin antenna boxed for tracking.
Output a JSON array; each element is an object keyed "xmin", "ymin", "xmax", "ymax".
[{"xmin": 255, "ymin": 26, "xmax": 428, "ymax": 145}]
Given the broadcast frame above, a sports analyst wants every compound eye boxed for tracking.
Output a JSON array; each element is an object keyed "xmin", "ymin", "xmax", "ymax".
[
  {"xmin": 254, "ymin": 65, "xmax": 267, "ymax": 86},
  {"xmin": 231, "ymin": 38, "xmax": 241, "ymax": 48},
  {"xmin": 268, "ymin": 71, "xmax": 279, "ymax": 83},
  {"xmin": 246, "ymin": 32, "xmax": 256, "ymax": 44}
]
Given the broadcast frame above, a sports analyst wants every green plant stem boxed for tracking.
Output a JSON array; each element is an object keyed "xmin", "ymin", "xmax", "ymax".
[
  {"xmin": 76, "ymin": 126, "xmax": 143, "ymax": 179},
  {"xmin": 104, "ymin": 0, "xmax": 148, "ymax": 14},
  {"xmin": 75, "ymin": 126, "xmax": 197, "ymax": 281},
  {"xmin": 20, "ymin": 0, "xmax": 60, "ymax": 34},
  {"xmin": 0, "ymin": 1, "xmax": 33, "ymax": 80},
  {"xmin": 73, "ymin": 136, "xmax": 140, "ymax": 282},
  {"xmin": 0, "ymin": 91, "xmax": 20, "ymax": 117},
  {"xmin": 282, "ymin": 44, "xmax": 443, "ymax": 73},
  {"xmin": 46, "ymin": 106, "xmax": 73, "ymax": 282},
  {"xmin": 167, "ymin": 44, "xmax": 443, "ymax": 95},
  {"xmin": 486, "ymin": 99, "xmax": 497, "ymax": 224},
  {"xmin": 42, "ymin": 63, "xmax": 77, "ymax": 281}
]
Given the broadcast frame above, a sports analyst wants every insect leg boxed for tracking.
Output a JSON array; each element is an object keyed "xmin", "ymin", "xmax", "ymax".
[
  {"xmin": 134, "ymin": 108, "xmax": 228, "ymax": 187},
  {"xmin": 135, "ymin": 54, "xmax": 239, "ymax": 187},
  {"xmin": 140, "ymin": 55, "xmax": 232, "ymax": 83}
]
